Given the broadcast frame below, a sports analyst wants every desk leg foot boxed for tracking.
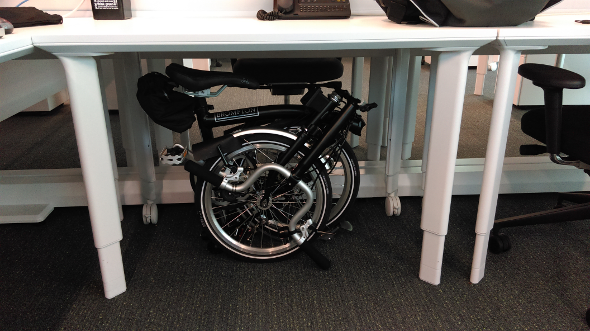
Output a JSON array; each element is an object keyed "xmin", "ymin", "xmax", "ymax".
[
  {"xmin": 419, "ymin": 231, "xmax": 445, "ymax": 285},
  {"xmin": 142, "ymin": 200, "xmax": 158, "ymax": 225},
  {"xmin": 385, "ymin": 195, "xmax": 401, "ymax": 216},
  {"xmin": 470, "ymin": 232, "xmax": 491, "ymax": 284},
  {"xmin": 97, "ymin": 242, "xmax": 127, "ymax": 299},
  {"xmin": 367, "ymin": 143, "xmax": 382, "ymax": 161}
]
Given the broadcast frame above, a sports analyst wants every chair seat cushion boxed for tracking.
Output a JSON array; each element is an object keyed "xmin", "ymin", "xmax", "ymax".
[
  {"xmin": 232, "ymin": 58, "xmax": 343, "ymax": 84},
  {"xmin": 518, "ymin": 63, "xmax": 586, "ymax": 90},
  {"xmin": 521, "ymin": 105, "xmax": 590, "ymax": 164}
]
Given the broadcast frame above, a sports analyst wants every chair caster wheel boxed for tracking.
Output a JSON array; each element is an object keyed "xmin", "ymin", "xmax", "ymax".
[
  {"xmin": 142, "ymin": 202, "xmax": 158, "ymax": 225},
  {"xmin": 488, "ymin": 233, "xmax": 511, "ymax": 254},
  {"xmin": 385, "ymin": 195, "xmax": 401, "ymax": 216}
]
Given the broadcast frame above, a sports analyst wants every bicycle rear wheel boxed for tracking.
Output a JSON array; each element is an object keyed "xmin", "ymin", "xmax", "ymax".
[
  {"xmin": 193, "ymin": 132, "xmax": 332, "ymax": 261},
  {"xmin": 324, "ymin": 141, "xmax": 360, "ymax": 227}
]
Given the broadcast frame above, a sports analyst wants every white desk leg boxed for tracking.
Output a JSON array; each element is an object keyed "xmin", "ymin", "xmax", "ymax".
[
  {"xmin": 366, "ymin": 57, "xmax": 390, "ymax": 161},
  {"xmin": 115, "ymin": 61, "xmax": 137, "ymax": 168},
  {"xmin": 401, "ymin": 55, "xmax": 421, "ymax": 160},
  {"xmin": 146, "ymin": 59, "xmax": 174, "ymax": 160},
  {"xmin": 470, "ymin": 48, "xmax": 522, "ymax": 284},
  {"xmin": 96, "ymin": 59, "xmax": 124, "ymax": 220},
  {"xmin": 180, "ymin": 131, "xmax": 191, "ymax": 150},
  {"xmin": 58, "ymin": 55, "xmax": 126, "ymax": 299},
  {"xmin": 419, "ymin": 49, "xmax": 475, "ymax": 285},
  {"xmin": 114, "ymin": 53, "xmax": 158, "ymax": 223},
  {"xmin": 347, "ymin": 57, "xmax": 364, "ymax": 148},
  {"xmin": 474, "ymin": 55, "xmax": 489, "ymax": 95},
  {"xmin": 382, "ymin": 59, "xmax": 394, "ymax": 147},
  {"xmin": 384, "ymin": 49, "xmax": 411, "ymax": 216},
  {"xmin": 421, "ymin": 54, "xmax": 438, "ymax": 189}
]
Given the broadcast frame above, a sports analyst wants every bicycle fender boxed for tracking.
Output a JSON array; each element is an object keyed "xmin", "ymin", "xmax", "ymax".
[{"xmin": 191, "ymin": 135, "xmax": 243, "ymax": 162}]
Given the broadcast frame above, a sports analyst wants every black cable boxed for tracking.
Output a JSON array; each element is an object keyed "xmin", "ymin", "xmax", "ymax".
[{"xmin": 257, "ymin": 9, "xmax": 282, "ymax": 21}]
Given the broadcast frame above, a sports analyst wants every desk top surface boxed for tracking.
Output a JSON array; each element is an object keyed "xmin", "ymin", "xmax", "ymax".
[
  {"xmin": 498, "ymin": 13, "xmax": 590, "ymax": 47},
  {"xmin": 20, "ymin": 16, "xmax": 497, "ymax": 55},
  {"xmin": 0, "ymin": 33, "xmax": 35, "ymax": 62},
  {"xmin": 5, "ymin": 14, "xmax": 590, "ymax": 57}
]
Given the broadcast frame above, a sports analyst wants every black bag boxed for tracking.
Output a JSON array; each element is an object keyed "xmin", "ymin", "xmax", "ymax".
[
  {"xmin": 0, "ymin": 7, "xmax": 62, "ymax": 28},
  {"xmin": 136, "ymin": 72, "xmax": 196, "ymax": 133},
  {"xmin": 376, "ymin": 0, "xmax": 563, "ymax": 27}
]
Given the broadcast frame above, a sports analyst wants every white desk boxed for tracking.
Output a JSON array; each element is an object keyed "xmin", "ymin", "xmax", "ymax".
[
  {"xmin": 3, "ymin": 16, "xmax": 497, "ymax": 297},
  {"xmin": 470, "ymin": 13, "xmax": 590, "ymax": 284}
]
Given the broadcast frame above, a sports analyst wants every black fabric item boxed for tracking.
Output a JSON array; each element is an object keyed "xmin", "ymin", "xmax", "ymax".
[
  {"xmin": 165, "ymin": 63, "xmax": 259, "ymax": 92},
  {"xmin": 0, "ymin": 7, "xmax": 62, "ymax": 28},
  {"xmin": 375, "ymin": 0, "xmax": 448, "ymax": 25},
  {"xmin": 232, "ymin": 58, "xmax": 344, "ymax": 84},
  {"xmin": 519, "ymin": 63, "xmax": 586, "ymax": 90},
  {"xmin": 375, "ymin": 0, "xmax": 561, "ymax": 27},
  {"xmin": 521, "ymin": 106, "xmax": 590, "ymax": 165},
  {"xmin": 136, "ymin": 72, "xmax": 196, "ymax": 133}
]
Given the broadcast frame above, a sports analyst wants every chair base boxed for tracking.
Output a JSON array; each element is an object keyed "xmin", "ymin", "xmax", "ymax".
[{"xmin": 489, "ymin": 192, "xmax": 590, "ymax": 253}]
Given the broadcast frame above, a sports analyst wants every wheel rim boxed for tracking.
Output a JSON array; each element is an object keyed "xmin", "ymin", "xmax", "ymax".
[
  {"xmin": 200, "ymin": 140, "xmax": 329, "ymax": 259},
  {"xmin": 327, "ymin": 149, "xmax": 355, "ymax": 223}
]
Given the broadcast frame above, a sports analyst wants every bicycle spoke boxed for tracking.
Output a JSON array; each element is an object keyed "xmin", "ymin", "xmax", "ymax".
[{"xmin": 221, "ymin": 204, "xmax": 255, "ymax": 229}]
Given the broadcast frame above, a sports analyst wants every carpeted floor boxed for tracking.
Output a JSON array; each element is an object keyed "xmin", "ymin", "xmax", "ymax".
[{"xmin": 0, "ymin": 195, "xmax": 588, "ymax": 330}]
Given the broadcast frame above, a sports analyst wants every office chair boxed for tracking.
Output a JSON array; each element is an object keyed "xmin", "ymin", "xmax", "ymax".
[
  {"xmin": 231, "ymin": 58, "xmax": 344, "ymax": 104},
  {"xmin": 489, "ymin": 63, "xmax": 590, "ymax": 254}
]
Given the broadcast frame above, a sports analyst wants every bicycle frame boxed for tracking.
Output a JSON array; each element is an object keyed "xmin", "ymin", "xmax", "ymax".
[
  {"xmin": 193, "ymin": 102, "xmax": 314, "ymax": 141},
  {"xmin": 184, "ymin": 91, "xmax": 358, "ymax": 269}
]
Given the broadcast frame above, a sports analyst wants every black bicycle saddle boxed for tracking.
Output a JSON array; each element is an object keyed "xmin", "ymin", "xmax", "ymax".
[
  {"xmin": 165, "ymin": 63, "xmax": 260, "ymax": 92},
  {"xmin": 232, "ymin": 58, "xmax": 344, "ymax": 84}
]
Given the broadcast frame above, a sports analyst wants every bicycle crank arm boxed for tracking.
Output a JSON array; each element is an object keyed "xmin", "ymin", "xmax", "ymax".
[{"xmin": 184, "ymin": 160, "xmax": 331, "ymax": 269}]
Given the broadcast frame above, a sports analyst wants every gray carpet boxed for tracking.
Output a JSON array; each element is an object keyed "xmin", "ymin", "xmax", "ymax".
[
  {"xmin": 0, "ymin": 58, "xmax": 589, "ymax": 330},
  {"xmin": 0, "ymin": 195, "xmax": 588, "ymax": 330}
]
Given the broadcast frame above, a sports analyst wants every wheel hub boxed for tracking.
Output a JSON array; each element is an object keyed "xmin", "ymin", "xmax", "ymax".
[{"xmin": 256, "ymin": 195, "xmax": 273, "ymax": 210}]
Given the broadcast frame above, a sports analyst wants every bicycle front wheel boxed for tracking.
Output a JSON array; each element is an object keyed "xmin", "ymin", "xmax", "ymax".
[{"xmin": 194, "ymin": 132, "xmax": 332, "ymax": 261}]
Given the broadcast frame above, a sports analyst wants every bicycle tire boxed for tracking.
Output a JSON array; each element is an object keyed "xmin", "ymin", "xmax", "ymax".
[
  {"xmin": 325, "ymin": 141, "xmax": 360, "ymax": 227},
  {"xmin": 193, "ymin": 132, "xmax": 332, "ymax": 261}
]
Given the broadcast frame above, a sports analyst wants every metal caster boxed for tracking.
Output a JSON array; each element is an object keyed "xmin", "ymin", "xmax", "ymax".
[
  {"xmin": 142, "ymin": 201, "xmax": 158, "ymax": 225},
  {"xmin": 385, "ymin": 195, "xmax": 401, "ymax": 216}
]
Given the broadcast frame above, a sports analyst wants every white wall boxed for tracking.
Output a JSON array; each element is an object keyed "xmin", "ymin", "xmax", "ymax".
[{"xmin": 543, "ymin": 0, "xmax": 590, "ymax": 14}]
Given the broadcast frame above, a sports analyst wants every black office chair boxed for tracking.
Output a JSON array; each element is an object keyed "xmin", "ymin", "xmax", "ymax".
[
  {"xmin": 489, "ymin": 63, "xmax": 590, "ymax": 254},
  {"xmin": 231, "ymin": 58, "xmax": 344, "ymax": 103}
]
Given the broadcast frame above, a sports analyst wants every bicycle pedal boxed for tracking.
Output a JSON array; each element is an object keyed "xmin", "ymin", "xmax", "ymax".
[{"xmin": 160, "ymin": 144, "xmax": 188, "ymax": 165}]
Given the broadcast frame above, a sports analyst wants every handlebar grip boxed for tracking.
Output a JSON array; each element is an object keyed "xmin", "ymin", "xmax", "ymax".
[
  {"xmin": 184, "ymin": 160, "xmax": 224, "ymax": 187},
  {"xmin": 299, "ymin": 241, "xmax": 331, "ymax": 270}
]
